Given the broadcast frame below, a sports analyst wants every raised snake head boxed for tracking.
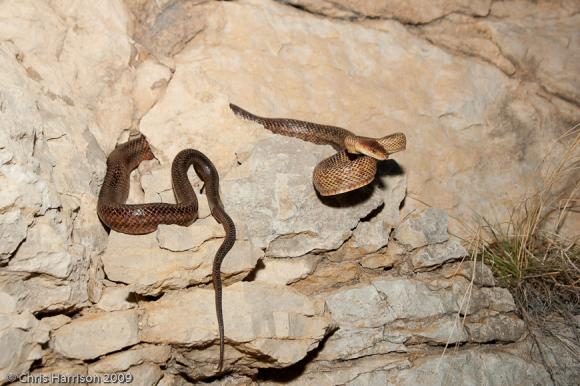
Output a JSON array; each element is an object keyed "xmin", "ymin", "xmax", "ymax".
[{"xmin": 344, "ymin": 135, "xmax": 389, "ymax": 160}]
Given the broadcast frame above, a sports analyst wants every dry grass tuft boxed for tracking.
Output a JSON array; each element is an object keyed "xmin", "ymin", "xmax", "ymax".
[
  {"xmin": 473, "ymin": 124, "xmax": 579, "ymax": 318},
  {"xmin": 467, "ymin": 125, "xmax": 579, "ymax": 383}
]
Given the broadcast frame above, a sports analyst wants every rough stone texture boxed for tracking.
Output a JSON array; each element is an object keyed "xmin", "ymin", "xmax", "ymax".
[
  {"xmin": 1, "ymin": 0, "xmax": 576, "ymax": 383},
  {"xmin": 323, "ymin": 274, "xmax": 521, "ymax": 353},
  {"xmin": 278, "ymin": 0, "xmax": 492, "ymax": 24},
  {"xmin": 101, "ymin": 230, "xmax": 262, "ymax": 296},
  {"xmin": 87, "ymin": 344, "xmax": 170, "ymax": 386},
  {"xmin": 417, "ymin": 1, "xmax": 580, "ymax": 103},
  {"xmin": 89, "ymin": 344, "xmax": 171, "ymax": 374},
  {"xmin": 394, "ymin": 208, "xmax": 449, "ymax": 250},
  {"xmin": 360, "ymin": 240, "xmax": 407, "ymax": 269},
  {"xmin": 52, "ymin": 310, "xmax": 140, "ymax": 360},
  {"xmin": 465, "ymin": 311, "xmax": 526, "ymax": 343},
  {"xmin": 386, "ymin": 349, "xmax": 553, "ymax": 386},
  {"xmin": 253, "ymin": 256, "xmax": 323, "ymax": 285},
  {"xmin": 0, "ymin": 312, "xmax": 48, "ymax": 381},
  {"xmin": 506, "ymin": 315, "xmax": 580, "ymax": 386},
  {"xmin": 157, "ymin": 220, "xmax": 224, "ymax": 252},
  {"xmin": 95, "ymin": 286, "xmax": 135, "ymax": 312},
  {"xmin": 418, "ymin": 260, "xmax": 496, "ymax": 287},
  {"xmin": 131, "ymin": 0, "xmax": 580, "ymax": 241},
  {"xmin": 410, "ymin": 239, "xmax": 468, "ymax": 270},
  {"xmin": 0, "ymin": 0, "xmax": 121, "ymax": 317},
  {"xmin": 140, "ymin": 282, "xmax": 332, "ymax": 372}
]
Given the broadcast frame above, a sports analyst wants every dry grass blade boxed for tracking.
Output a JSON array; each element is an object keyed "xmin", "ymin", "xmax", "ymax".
[
  {"xmin": 473, "ymin": 125, "xmax": 579, "ymax": 318},
  {"xmin": 466, "ymin": 124, "xmax": 579, "ymax": 384}
]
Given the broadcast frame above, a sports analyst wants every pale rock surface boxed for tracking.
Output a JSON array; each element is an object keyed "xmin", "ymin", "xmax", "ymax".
[
  {"xmin": 418, "ymin": 260, "xmax": 496, "ymax": 287},
  {"xmin": 261, "ymin": 355, "xmax": 412, "ymax": 386},
  {"xmin": 0, "ymin": 0, "xmax": 576, "ymax": 383},
  {"xmin": 410, "ymin": 238, "xmax": 468, "ymax": 270},
  {"xmin": 127, "ymin": 0, "xmax": 212, "ymax": 58},
  {"xmin": 38, "ymin": 315, "xmax": 71, "ymax": 332},
  {"xmin": 253, "ymin": 256, "xmax": 323, "ymax": 285},
  {"xmin": 387, "ymin": 315, "xmax": 469, "ymax": 344},
  {"xmin": 0, "ymin": 0, "xmax": 128, "ymax": 322},
  {"xmin": 0, "ymin": 312, "xmax": 47, "ymax": 382},
  {"xmin": 101, "ymin": 230, "xmax": 261, "ymax": 295},
  {"xmin": 95, "ymin": 286, "xmax": 135, "ymax": 311},
  {"xmin": 89, "ymin": 344, "xmax": 171, "ymax": 374},
  {"xmin": 132, "ymin": 59, "xmax": 173, "ymax": 119},
  {"xmin": 278, "ymin": 0, "xmax": 492, "ymax": 24},
  {"xmin": 221, "ymin": 137, "xmax": 406, "ymax": 257},
  {"xmin": 360, "ymin": 240, "xmax": 407, "ymax": 269},
  {"xmin": 351, "ymin": 218, "xmax": 392, "ymax": 252},
  {"xmin": 315, "ymin": 217, "xmax": 524, "ymax": 376},
  {"xmin": 326, "ymin": 274, "xmax": 518, "ymax": 332},
  {"xmin": 290, "ymin": 260, "xmax": 362, "ymax": 296},
  {"xmin": 140, "ymin": 282, "xmax": 332, "ymax": 371},
  {"xmin": 415, "ymin": 14, "xmax": 518, "ymax": 76},
  {"xmin": 134, "ymin": 0, "xmax": 563, "ymax": 244},
  {"xmin": 6, "ymin": 215, "xmax": 81, "ymax": 279},
  {"xmin": 52, "ymin": 310, "xmax": 140, "ymax": 360},
  {"xmin": 157, "ymin": 220, "xmax": 224, "ymax": 252},
  {"xmin": 385, "ymin": 349, "xmax": 553, "ymax": 386},
  {"xmin": 417, "ymin": 1, "xmax": 580, "ymax": 103},
  {"xmin": 329, "ymin": 211, "xmax": 396, "ymax": 262},
  {"xmin": 275, "ymin": 344, "xmax": 548, "ymax": 386},
  {"xmin": 393, "ymin": 208, "xmax": 449, "ymax": 250},
  {"xmin": 88, "ymin": 345, "xmax": 169, "ymax": 386},
  {"xmin": 120, "ymin": 363, "xmax": 164, "ymax": 386},
  {"xmin": 465, "ymin": 311, "xmax": 526, "ymax": 343}
]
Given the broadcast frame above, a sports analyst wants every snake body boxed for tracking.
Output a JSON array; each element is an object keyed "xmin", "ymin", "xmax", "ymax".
[
  {"xmin": 97, "ymin": 135, "xmax": 234, "ymax": 371},
  {"xmin": 229, "ymin": 104, "xmax": 406, "ymax": 195}
]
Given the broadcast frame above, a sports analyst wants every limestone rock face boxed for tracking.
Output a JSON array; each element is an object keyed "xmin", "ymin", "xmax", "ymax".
[
  {"xmin": 385, "ymin": 350, "xmax": 552, "ymax": 386},
  {"xmin": 1, "ymin": 0, "xmax": 576, "ymax": 384},
  {"xmin": 279, "ymin": 0, "xmax": 492, "ymax": 23},
  {"xmin": 52, "ymin": 310, "xmax": 140, "ymax": 360},
  {"xmin": 393, "ymin": 208, "xmax": 449, "ymax": 250},
  {"xmin": 101, "ymin": 230, "xmax": 261, "ymax": 296},
  {"xmin": 417, "ymin": 1, "xmax": 580, "ymax": 103},
  {"xmin": 222, "ymin": 136, "xmax": 406, "ymax": 257},
  {"xmin": 141, "ymin": 282, "xmax": 332, "ymax": 373},
  {"xmin": 0, "ymin": 312, "xmax": 48, "ymax": 382}
]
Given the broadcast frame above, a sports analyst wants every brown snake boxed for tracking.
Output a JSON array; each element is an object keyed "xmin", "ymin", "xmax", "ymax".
[
  {"xmin": 229, "ymin": 104, "xmax": 407, "ymax": 195},
  {"xmin": 97, "ymin": 135, "xmax": 235, "ymax": 371}
]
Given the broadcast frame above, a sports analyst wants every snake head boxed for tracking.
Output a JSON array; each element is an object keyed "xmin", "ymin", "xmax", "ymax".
[
  {"xmin": 131, "ymin": 135, "xmax": 155, "ymax": 162},
  {"xmin": 345, "ymin": 136, "xmax": 389, "ymax": 160}
]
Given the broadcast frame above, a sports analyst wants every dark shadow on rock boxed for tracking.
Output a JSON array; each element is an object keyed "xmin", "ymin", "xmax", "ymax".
[
  {"xmin": 256, "ymin": 328, "xmax": 337, "ymax": 383},
  {"xmin": 242, "ymin": 258, "xmax": 266, "ymax": 282},
  {"xmin": 374, "ymin": 159, "xmax": 405, "ymax": 191},
  {"xmin": 316, "ymin": 183, "xmax": 375, "ymax": 208},
  {"xmin": 317, "ymin": 159, "xmax": 406, "ymax": 208}
]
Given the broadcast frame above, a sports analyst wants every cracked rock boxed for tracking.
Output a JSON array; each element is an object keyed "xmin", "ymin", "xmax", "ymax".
[
  {"xmin": 393, "ymin": 208, "xmax": 449, "ymax": 250},
  {"xmin": 52, "ymin": 310, "xmax": 140, "ymax": 360},
  {"xmin": 410, "ymin": 239, "xmax": 468, "ymax": 270},
  {"xmin": 140, "ymin": 282, "xmax": 333, "ymax": 372}
]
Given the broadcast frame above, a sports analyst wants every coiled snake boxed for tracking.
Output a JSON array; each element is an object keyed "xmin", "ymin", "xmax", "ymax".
[
  {"xmin": 229, "ymin": 104, "xmax": 406, "ymax": 195},
  {"xmin": 97, "ymin": 135, "xmax": 235, "ymax": 371}
]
